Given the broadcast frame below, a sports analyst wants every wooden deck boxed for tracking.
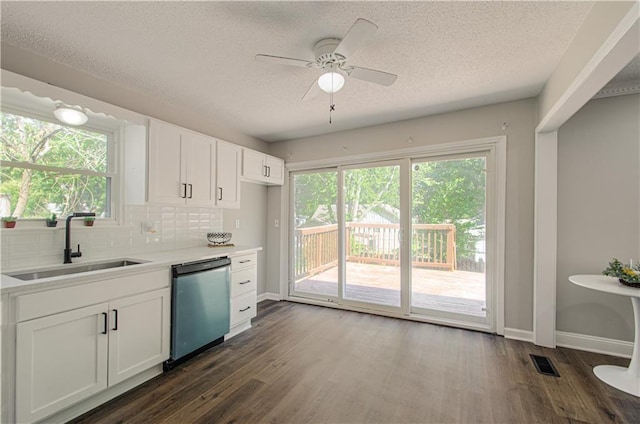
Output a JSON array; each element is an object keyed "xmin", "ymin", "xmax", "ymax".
[{"xmin": 294, "ymin": 262, "xmax": 486, "ymax": 316}]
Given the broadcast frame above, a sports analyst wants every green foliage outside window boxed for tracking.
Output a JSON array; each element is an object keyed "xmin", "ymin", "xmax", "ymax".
[
  {"xmin": 293, "ymin": 157, "xmax": 486, "ymax": 262},
  {"xmin": 0, "ymin": 111, "xmax": 110, "ymax": 219}
]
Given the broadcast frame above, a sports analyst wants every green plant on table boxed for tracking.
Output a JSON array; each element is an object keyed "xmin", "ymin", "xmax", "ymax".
[
  {"xmin": 2, "ymin": 216, "xmax": 17, "ymax": 222},
  {"xmin": 602, "ymin": 258, "xmax": 640, "ymax": 284}
]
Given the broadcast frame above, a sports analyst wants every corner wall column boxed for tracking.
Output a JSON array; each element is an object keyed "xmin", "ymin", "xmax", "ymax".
[{"xmin": 533, "ymin": 130, "xmax": 558, "ymax": 347}]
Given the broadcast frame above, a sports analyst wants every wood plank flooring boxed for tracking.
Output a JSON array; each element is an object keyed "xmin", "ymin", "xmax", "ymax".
[{"xmin": 70, "ymin": 301, "xmax": 640, "ymax": 424}]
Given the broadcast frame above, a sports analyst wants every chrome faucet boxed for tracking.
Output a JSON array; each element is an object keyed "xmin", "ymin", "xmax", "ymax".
[{"xmin": 64, "ymin": 212, "xmax": 96, "ymax": 264}]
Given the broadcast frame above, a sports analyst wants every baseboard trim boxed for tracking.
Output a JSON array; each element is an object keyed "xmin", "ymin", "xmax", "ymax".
[
  {"xmin": 257, "ymin": 292, "xmax": 280, "ymax": 302},
  {"xmin": 504, "ymin": 328, "xmax": 534, "ymax": 343},
  {"xmin": 556, "ymin": 331, "xmax": 632, "ymax": 359}
]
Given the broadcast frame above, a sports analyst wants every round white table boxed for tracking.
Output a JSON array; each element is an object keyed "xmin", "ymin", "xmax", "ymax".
[{"xmin": 569, "ymin": 275, "xmax": 640, "ymax": 397}]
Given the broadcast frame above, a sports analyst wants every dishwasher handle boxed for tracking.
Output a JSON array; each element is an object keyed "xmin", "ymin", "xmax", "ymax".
[{"xmin": 172, "ymin": 257, "xmax": 231, "ymax": 277}]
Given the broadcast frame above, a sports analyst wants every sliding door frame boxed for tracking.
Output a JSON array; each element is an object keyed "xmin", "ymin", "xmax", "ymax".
[{"xmin": 286, "ymin": 136, "xmax": 506, "ymax": 335}]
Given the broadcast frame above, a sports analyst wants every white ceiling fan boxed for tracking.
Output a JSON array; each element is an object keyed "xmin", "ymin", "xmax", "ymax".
[{"xmin": 256, "ymin": 18, "xmax": 398, "ymax": 102}]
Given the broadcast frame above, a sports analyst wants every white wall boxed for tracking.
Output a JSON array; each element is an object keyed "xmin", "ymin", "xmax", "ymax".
[
  {"xmin": 270, "ymin": 98, "xmax": 537, "ymax": 332},
  {"xmin": 557, "ymin": 93, "xmax": 639, "ymax": 341},
  {"xmin": 223, "ymin": 182, "xmax": 268, "ymax": 294}
]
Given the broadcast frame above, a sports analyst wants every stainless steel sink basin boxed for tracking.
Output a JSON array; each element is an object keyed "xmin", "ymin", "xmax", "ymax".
[{"xmin": 8, "ymin": 260, "xmax": 143, "ymax": 281}]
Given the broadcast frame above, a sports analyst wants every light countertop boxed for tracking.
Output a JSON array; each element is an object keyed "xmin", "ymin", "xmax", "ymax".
[{"xmin": 1, "ymin": 245, "xmax": 262, "ymax": 294}]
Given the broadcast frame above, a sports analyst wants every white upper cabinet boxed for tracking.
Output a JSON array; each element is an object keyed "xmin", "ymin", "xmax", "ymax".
[
  {"xmin": 215, "ymin": 140, "xmax": 241, "ymax": 208},
  {"xmin": 241, "ymin": 148, "xmax": 284, "ymax": 186},
  {"xmin": 147, "ymin": 119, "xmax": 240, "ymax": 208},
  {"xmin": 148, "ymin": 120, "xmax": 185, "ymax": 205},
  {"xmin": 183, "ymin": 131, "xmax": 215, "ymax": 207}
]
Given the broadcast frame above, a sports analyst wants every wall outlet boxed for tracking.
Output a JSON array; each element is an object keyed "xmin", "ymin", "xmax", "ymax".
[{"xmin": 235, "ymin": 219, "xmax": 240, "ymax": 229}]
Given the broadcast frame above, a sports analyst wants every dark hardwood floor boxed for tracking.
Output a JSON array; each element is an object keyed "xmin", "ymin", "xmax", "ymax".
[{"xmin": 70, "ymin": 301, "xmax": 640, "ymax": 424}]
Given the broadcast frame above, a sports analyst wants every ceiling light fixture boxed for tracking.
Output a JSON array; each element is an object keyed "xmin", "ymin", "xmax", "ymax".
[
  {"xmin": 53, "ymin": 104, "xmax": 88, "ymax": 126},
  {"xmin": 318, "ymin": 70, "xmax": 345, "ymax": 93}
]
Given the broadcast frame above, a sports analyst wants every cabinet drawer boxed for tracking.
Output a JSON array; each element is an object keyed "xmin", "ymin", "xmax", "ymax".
[
  {"xmin": 230, "ymin": 291, "xmax": 256, "ymax": 327},
  {"xmin": 231, "ymin": 252, "xmax": 257, "ymax": 271},
  {"xmin": 231, "ymin": 267, "xmax": 257, "ymax": 298},
  {"xmin": 15, "ymin": 269, "xmax": 170, "ymax": 322}
]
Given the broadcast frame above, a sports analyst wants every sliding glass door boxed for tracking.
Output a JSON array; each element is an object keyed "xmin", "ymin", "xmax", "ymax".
[
  {"xmin": 411, "ymin": 154, "xmax": 489, "ymax": 325},
  {"xmin": 343, "ymin": 162, "xmax": 402, "ymax": 309},
  {"xmin": 291, "ymin": 170, "xmax": 339, "ymax": 301},
  {"xmin": 290, "ymin": 149, "xmax": 497, "ymax": 330}
]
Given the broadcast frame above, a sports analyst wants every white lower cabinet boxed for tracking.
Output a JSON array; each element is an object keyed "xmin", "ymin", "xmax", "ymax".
[
  {"xmin": 108, "ymin": 289, "xmax": 171, "ymax": 385},
  {"xmin": 14, "ymin": 283, "xmax": 170, "ymax": 423},
  {"xmin": 228, "ymin": 252, "xmax": 258, "ymax": 338},
  {"xmin": 16, "ymin": 303, "xmax": 109, "ymax": 423}
]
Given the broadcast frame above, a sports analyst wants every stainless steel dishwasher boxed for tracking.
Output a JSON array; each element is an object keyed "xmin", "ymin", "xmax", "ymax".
[{"xmin": 164, "ymin": 256, "xmax": 231, "ymax": 370}]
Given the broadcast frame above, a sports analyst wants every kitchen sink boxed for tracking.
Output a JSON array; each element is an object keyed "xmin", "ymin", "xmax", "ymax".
[{"xmin": 7, "ymin": 260, "xmax": 144, "ymax": 281}]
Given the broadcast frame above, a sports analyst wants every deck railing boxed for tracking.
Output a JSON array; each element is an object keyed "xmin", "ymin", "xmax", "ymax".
[{"xmin": 294, "ymin": 223, "xmax": 456, "ymax": 280}]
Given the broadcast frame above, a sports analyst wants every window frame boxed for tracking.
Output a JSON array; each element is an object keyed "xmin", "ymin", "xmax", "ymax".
[{"xmin": 0, "ymin": 104, "xmax": 120, "ymax": 226}]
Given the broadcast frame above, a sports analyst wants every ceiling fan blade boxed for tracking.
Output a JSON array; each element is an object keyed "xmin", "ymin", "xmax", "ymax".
[
  {"xmin": 334, "ymin": 18, "xmax": 378, "ymax": 58},
  {"xmin": 349, "ymin": 66, "xmax": 397, "ymax": 86},
  {"xmin": 255, "ymin": 54, "xmax": 312, "ymax": 68},
  {"xmin": 302, "ymin": 79, "xmax": 321, "ymax": 102}
]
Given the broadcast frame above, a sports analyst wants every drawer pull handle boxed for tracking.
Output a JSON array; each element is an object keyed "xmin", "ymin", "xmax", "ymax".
[
  {"xmin": 239, "ymin": 260, "xmax": 251, "ymax": 264},
  {"xmin": 239, "ymin": 306, "xmax": 251, "ymax": 312},
  {"xmin": 101, "ymin": 312, "xmax": 108, "ymax": 334},
  {"xmin": 239, "ymin": 280, "xmax": 252, "ymax": 285}
]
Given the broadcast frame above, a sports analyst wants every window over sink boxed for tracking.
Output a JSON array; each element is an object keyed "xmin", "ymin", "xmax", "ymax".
[{"xmin": 1, "ymin": 95, "xmax": 117, "ymax": 221}]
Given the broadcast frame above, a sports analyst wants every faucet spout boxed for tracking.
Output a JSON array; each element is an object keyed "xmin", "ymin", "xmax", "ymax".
[{"xmin": 64, "ymin": 212, "xmax": 96, "ymax": 264}]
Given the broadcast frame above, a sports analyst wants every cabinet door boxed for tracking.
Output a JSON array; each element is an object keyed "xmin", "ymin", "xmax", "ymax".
[
  {"xmin": 242, "ymin": 148, "xmax": 267, "ymax": 182},
  {"xmin": 16, "ymin": 304, "xmax": 109, "ymax": 424},
  {"xmin": 108, "ymin": 288, "xmax": 171, "ymax": 386},
  {"xmin": 265, "ymin": 156, "xmax": 284, "ymax": 185},
  {"xmin": 216, "ymin": 140, "xmax": 241, "ymax": 208},
  {"xmin": 184, "ymin": 132, "xmax": 215, "ymax": 207},
  {"xmin": 148, "ymin": 120, "xmax": 186, "ymax": 205}
]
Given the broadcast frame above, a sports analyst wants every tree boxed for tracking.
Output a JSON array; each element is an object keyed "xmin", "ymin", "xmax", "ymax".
[
  {"xmin": 412, "ymin": 158, "xmax": 486, "ymax": 259},
  {"xmin": 0, "ymin": 111, "xmax": 109, "ymax": 219}
]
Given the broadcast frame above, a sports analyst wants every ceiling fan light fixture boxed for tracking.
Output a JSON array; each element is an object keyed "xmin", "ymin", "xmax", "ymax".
[
  {"xmin": 318, "ymin": 71, "xmax": 345, "ymax": 93},
  {"xmin": 53, "ymin": 104, "xmax": 88, "ymax": 126}
]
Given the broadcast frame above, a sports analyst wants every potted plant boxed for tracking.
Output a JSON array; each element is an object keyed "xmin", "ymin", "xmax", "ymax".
[
  {"xmin": 84, "ymin": 216, "xmax": 95, "ymax": 227},
  {"xmin": 2, "ymin": 216, "xmax": 17, "ymax": 228},
  {"xmin": 46, "ymin": 213, "xmax": 58, "ymax": 227}
]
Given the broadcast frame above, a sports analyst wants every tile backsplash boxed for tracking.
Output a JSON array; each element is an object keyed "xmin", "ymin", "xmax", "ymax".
[{"xmin": 0, "ymin": 205, "xmax": 223, "ymax": 271}]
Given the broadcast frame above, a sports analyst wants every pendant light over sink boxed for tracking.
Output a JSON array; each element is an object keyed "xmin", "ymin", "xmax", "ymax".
[{"xmin": 53, "ymin": 103, "xmax": 88, "ymax": 126}]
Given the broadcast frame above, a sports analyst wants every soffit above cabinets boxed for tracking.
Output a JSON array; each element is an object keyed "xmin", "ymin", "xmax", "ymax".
[{"xmin": 1, "ymin": 1, "xmax": 594, "ymax": 142}]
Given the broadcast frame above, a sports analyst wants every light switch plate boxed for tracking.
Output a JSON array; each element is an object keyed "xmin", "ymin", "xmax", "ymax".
[{"xmin": 235, "ymin": 219, "xmax": 240, "ymax": 229}]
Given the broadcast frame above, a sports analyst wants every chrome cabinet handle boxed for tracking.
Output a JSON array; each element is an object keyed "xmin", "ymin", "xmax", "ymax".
[
  {"xmin": 239, "ymin": 306, "xmax": 251, "ymax": 312},
  {"xmin": 263, "ymin": 165, "xmax": 268, "ymax": 177},
  {"xmin": 218, "ymin": 187, "xmax": 223, "ymax": 201},
  {"xmin": 239, "ymin": 280, "xmax": 251, "ymax": 285},
  {"xmin": 188, "ymin": 184, "xmax": 193, "ymax": 199},
  {"xmin": 267, "ymin": 166, "xmax": 271, "ymax": 177},
  {"xmin": 239, "ymin": 259, "xmax": 251, "ymax": 264}
]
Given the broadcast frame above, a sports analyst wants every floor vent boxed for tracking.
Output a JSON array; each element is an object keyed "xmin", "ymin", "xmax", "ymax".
[{"xmin": 530, "ymin": 354, "xmax": 560, "ymax": 377}]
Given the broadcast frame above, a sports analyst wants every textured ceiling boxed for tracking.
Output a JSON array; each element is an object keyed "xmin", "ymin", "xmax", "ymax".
[{"xmin": 1, "ymin": 1, "xmax": 595, "ymax": 142}]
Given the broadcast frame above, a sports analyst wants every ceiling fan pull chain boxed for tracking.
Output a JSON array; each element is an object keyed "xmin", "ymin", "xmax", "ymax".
[{"xmin": 329, "ymin": 72, "xmax": 335, "ymax": 124}]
